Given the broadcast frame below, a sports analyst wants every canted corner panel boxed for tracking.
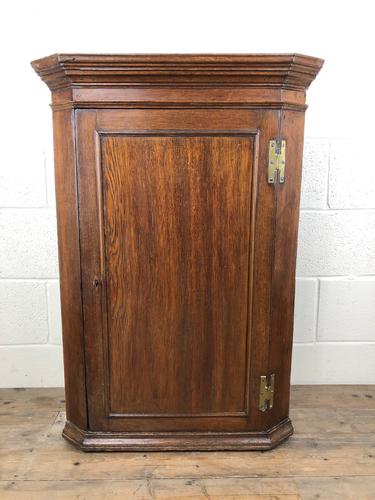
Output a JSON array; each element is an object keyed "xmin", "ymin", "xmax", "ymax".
[{"xmin": 94, "ymin": 130, "xmax": 259, "ymax": 420}]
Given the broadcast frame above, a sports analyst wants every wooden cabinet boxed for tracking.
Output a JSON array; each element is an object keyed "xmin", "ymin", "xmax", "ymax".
[{"xmin": 32, "ymin": 54, "xmax": 323, "ymax": 451}]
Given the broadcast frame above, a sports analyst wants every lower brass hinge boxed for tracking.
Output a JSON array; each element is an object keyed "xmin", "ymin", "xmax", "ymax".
[
  {"xmin": 268, "ymin": 139, "xmax": 286, "ymax": 184},
  {"xmin": 259, "ymin": 374, "xmax": 275, "ymax": 412}
]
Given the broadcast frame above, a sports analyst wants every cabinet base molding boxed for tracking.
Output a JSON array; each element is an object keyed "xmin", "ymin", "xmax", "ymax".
[{"xmin": 62, "ymin": 418, "xmax": 293, "ymax": 452}]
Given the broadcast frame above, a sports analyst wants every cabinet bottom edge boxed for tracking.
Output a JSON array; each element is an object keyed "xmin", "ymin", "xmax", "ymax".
[{"xmin": 62, "ymin": 418, "xmax": 293, "ymax": 452}]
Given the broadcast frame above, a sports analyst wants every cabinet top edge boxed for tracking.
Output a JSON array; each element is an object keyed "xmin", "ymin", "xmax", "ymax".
[{"xmin": 31, "ymin": 53, "xmax": 324, "ymax": 92}]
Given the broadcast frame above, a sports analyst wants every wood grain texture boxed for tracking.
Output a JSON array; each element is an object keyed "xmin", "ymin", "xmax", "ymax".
[
  {"xmin": 264, "ymin": 110, "xmax": 306, "ymax": 431},
  {"xmin": 31, "ymin": 54, "xmax": 323, "ymax": 451},
  {"xmin": 75, "ymin": 108, "xmax": 278, "ymax": 437},
  {"xmin": 102, "ymin": 134, "xmax": 254, "ymax": 418},
  {"xmin": 69, "ymin": 87, "xmax": 307, "ymax": 110},
  {"xmin": 51, "ymin": 110, "xmax": 87, "ymax": 430},
  {"xmin": 31, "ymin": 53, "xmax": 324, "ymax": 91},
  {"xmin": 1, "ymin": 386, "xmax": 375, "ymax": 499}
]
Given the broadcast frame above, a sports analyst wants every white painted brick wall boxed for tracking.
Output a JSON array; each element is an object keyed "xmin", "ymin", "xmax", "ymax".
[
  {"xmin": 293, "ymin": 279, "xmax": 318, "ymax": 344},
  {"xmin": 317, "ymin": 278, "xmax": 375, "ymax": 342},
  {"xmin": 1, "ymin": 0, "xmax": 374, "ymax": 386},
  {"xmin": 46, "ymin": 281, "xmax": 62, "ymax": 345},
  {"xmin": 329, "ymin": 139, "xmax": 375, "ymax": 209},
  {"xmin": 0, "ymin": 209, "xmax": 59, "ymax": 278},
  {"xmin": 297, "ymin": 210, "xmax": 375, "ymax": 277},
  {"xmin": 0, "ymin": 281, "xmax": 49, "ymax": 344},
  {"xmin": 0, "ymin": 160, "xmax": 47, "ymax": 207},
  {"xmin": 299, "ymin": 139, "xmax": 329, "ymax": 209},
  {"xmin": 291, "ymin": 140, "xmax": 375, "ymax": 384}
]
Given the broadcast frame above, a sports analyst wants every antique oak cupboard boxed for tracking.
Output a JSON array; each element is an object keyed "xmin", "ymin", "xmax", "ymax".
[{"xmin": 32, "ymin": 54, "xmax": 323, "ymax": 451}]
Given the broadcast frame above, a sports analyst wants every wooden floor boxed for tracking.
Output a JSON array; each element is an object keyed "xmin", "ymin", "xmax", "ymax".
[{"xmin": 0, "ymin": 386, "xmax": 375, "ymax": 499}]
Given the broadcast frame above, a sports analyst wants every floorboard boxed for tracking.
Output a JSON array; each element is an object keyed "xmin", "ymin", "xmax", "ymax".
[{"xmin": 0, "ymin": 386, "xmax": 374, "ymax": 499}]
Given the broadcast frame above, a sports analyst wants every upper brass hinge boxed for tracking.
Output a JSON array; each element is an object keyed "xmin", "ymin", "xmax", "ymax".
[
  {"xmin": 259, "ymin": 374, "xmax": 275, "ymax": 412},
  {"xmin": 268, "ymin": 139, "xmax": 286, "ymax": 184}
]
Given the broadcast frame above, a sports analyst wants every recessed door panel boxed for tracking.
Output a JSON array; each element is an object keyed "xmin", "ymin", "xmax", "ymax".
[{"xmin": 101, "ymin": 133, "xmax": 254, "ymax": 417}]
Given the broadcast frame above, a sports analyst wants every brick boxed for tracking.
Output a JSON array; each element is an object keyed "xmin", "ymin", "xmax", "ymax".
[
  {"xmin": 296, "ymin": 210, "xmax": 375, "ymax": 276},
  {"xmin": 0, "ymin": 345, "xmax": 64, "ymax": 387},
  {"xmin": 0, "ymin": 158, "xmax": 46, "ymax": 207},
  {"xmin": 300, "ymin": 139, "xmax": 329, "ymax": 209},
  {"xmin": 0, "ymin": 95, "xmax": 52, "ymax": 207},
  {"xmin": 293, "ymin": 278, "xmax": 318, "ymax": 343},
  {"xmin": 47, "ymin": 281, "xmax": 62, "ymax": 345},
  {"xmin": 329, "ymin": 139, "xmax": 375, "ymax": 209},
  {"xmin": 292, "ymin": 343, "xmax": 375, "ymax": 384},
  {"xmin": 45, "ymin": 148, "xmax": 56, "ymax": 208},
  {"xmin": 317, "ymin": 278, "xmax": 375, "ymax": 341},
  {"xmin": 0, "ymin": 281, "xmax": 48, "ymax": 344},
  {"xmin": 0, "ymin": 209, "xmax": 59, "ymax": 278}
]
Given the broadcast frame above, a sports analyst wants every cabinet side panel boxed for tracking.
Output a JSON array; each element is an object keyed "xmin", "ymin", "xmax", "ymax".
[
  {"xmin": 247, "ymin": 110, "xmax": 280, "ymax": 431},
  {"xmin": 268, "ymin": 110, "xmax": 305, "ymax": 421},
  {"xmin": 52, "ymin": 109, "xmax": 87, "ymax": 428}
]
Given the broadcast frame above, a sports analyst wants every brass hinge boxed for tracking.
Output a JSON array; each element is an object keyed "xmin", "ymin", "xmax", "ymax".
[
  {"xmin": 259, "ymin": 374, "xmax": 275, "ymax": 412},
  {"xmin": 268, "ymin": 139, "xmax": 286, "ymax": 184}
]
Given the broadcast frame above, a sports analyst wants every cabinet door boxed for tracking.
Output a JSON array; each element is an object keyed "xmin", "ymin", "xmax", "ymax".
[{"xmin": 77, "ymin": 109, "xmax": 278, "ymax": 432}]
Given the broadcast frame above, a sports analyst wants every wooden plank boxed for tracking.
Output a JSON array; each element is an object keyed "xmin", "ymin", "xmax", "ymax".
[
  {"xmin": 291, "ymin": 385, "xmax": 375, "ymax": 409},
  {"xmin": 0, "ymin": 418, "xmax": 58, "ymax": 479},
  {"xmin": 2, "ymin": 477, "xmax": 375, "ymax": 499},
  {"xmin": 295, "ymin": 476, "xmax": 375, "ymax": 500},
  {"xmin": 2, "ymin": 409, "xmax": 373, "ymax": 482},
  {"xmin": 0, "ymin": 478, "xmax": 300, "ymax": 499},
  {"xmin": 1, "ymin": 387, "xmax": 375, "ymax": 499},
  {"xmin": 0, "ymin": 422, "xmax": 55, "ymax": 450},
  {"xmin": 0, "ymin": 388, "xmax": 65, "ymax": 413},
  {"xmin": 290, "ymin": 408, "xmax": 375, "ymax": 441},
  {"xmin": 0, "ymin": 411, "xmax": 58, "ymax": 426},
  {"xmin": 13, "ymin": 438, "xmax": 375, "ymax": 480}
]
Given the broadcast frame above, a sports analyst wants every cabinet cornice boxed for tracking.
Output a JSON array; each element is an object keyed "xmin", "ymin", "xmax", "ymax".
[{"xmin": 31, "ymin": 53, "xmax": 324, "ymax": 92}]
